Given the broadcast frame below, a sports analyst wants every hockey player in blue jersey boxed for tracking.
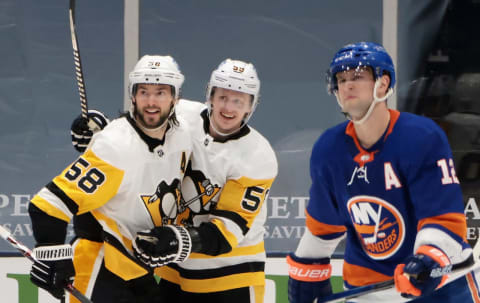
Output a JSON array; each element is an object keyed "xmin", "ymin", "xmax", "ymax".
[{"xmin": 286, "ymin": 41, "xmax": 479, "ymax": 302}]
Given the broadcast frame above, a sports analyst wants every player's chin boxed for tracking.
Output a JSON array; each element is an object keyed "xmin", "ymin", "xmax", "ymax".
[
  {"xmin": 346, "ymin": 108, "xmax": 367, "ymax": 120},
  {"xmin": 218, "ymin": 121, "xmax": 240, "ymax": 133},
  {"xmin": 140, "ymin": 116, "xmax": 162, "ymax": 129},
  {"xmin": 148, "ymin": 121, "xmax": 166, "ymax": 129}
]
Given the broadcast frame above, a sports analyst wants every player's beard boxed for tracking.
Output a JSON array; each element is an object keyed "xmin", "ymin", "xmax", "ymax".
[{"xmin": 134, "ymin": 103, "xmax": 173, "ymax": 129}]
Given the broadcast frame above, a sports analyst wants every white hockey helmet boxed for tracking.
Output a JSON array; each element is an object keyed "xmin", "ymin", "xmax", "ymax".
[
  {"xmin": 206, "ymin": 59, "xmax": 260, "ymax": 124},
  {"xmin": 129, "ymin": 55, "xmax": 185, "ymax": 99}
]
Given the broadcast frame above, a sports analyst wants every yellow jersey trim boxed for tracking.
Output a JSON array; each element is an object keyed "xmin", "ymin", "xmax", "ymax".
[{"xmin": 30, "ymin": 195, "xmax": 70, "ymax": 223}]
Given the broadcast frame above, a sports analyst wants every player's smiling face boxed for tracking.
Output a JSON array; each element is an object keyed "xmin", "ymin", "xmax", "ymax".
[
  {"xmin": 336, "ymin": 67, "xmax": 377, "ymax": 120},
  {"xmin": 209, "ymin": 87, "xmax": 252, "ymax": 134},
  {"xmin": 133, "ymin": 84, "xmax": 175, "ymax": 129}
]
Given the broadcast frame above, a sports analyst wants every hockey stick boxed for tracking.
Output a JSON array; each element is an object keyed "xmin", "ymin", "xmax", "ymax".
[
  {"xmin": 315, "ymin": 251, "xmax": 478, "ymax": 303},
  {"xmin": 69, "ymin": 0, "xmax": 89, "ymax": 120},
  {"xmin": 0, "ymin": 225, "xmax": 93, "ymax": 303}
]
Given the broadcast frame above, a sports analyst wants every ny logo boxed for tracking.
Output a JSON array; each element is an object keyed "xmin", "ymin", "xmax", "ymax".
[{"xmin": 348, "ymin": 166, "xmax": 369, "ymax": 185}]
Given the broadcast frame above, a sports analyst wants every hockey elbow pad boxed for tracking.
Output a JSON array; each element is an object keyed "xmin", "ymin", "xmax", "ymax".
[{"xmin": 286, "ymin": 253, "xmax": 332, "ymax": 303}]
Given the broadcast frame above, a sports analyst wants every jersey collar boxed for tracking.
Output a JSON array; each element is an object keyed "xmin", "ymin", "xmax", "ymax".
[
  {"xmin": 345, "ymin": 109, "xmax": 400, "ymax": 167},
  {"xmin": 125, "ymin": 114, "xmax": 169, "ymax": 152}
]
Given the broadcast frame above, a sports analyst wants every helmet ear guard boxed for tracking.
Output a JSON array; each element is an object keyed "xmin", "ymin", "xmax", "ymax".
[{"xmin": 326, "ymin": 42, "xmax": 395, "ymax": 95}]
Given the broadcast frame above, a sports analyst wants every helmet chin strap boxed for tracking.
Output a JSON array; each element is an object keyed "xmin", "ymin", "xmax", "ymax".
[
  {"xmin": 336, "ymin": 79, "xmax": 393, "ymax": 125},
  {"xmin": 209, "ymin": 117, "xmax": 246, "ymax": 137},
  {"xmin": 207, "ymin": 102, "xmax": 249, "ymax": 138}
]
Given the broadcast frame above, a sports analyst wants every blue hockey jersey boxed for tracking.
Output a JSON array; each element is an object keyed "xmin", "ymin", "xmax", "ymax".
[{"xmin": 306, "ymin": 109, "xmax": 469, "ymax": 288}]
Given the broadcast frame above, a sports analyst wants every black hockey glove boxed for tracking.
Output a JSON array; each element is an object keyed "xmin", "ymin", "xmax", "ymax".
[
  {"xmin": 30, "ymin": 244, "xmax": 75, "ymax": 300},
  {"xmin": 71, "ymin": 109, "xmax": 109, "ymax": 152},
  {"xmin": 133, "ymin": 225, "xmax": 193, "ymax": 268}
]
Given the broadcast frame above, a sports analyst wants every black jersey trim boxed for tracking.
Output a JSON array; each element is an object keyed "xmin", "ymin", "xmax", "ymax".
[
  {"xmin": 102, "ymin": 231, "xmax": 152, "ymax": 273},
  {"xmin": 73, "ymin": 212, "xmax": 103, "ymax": 242},
  {"xmin": 46, "ymin": 181, "xmax": 79, "ymax": 215},
  {"xmin": 196, "ymin": 222, "xmax": 233, "ymax": 255},
  {"xmin": 28, "ymin": 203, "xmax": 68, "ymax": 245},
  {"xmin": 167, "ymin": 261, "xmax": 264, "ymax": 279},
  {"xmin": 211, "ymin": 209, "xmax": 249, "ymax": 235},
  {"xmin": 124, "ymin": 114, "xmax": 168, "ymax": 152},
  {"xmin": 200, "ymin": 109, "xmax": 250, "ymax": 142}
]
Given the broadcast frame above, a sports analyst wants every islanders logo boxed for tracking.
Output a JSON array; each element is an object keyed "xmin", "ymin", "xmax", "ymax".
[{"xmin": 347, "ymin": 195, "xmax": 405, "ymax": 260}]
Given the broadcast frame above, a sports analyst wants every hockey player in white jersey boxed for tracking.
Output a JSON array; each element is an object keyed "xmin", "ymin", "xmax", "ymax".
[
  {"xmin": 151, "ymin": 59, "xmax": 278, "ymax": 303},
  {"xmin": 71, "ymin": 59, "xmax": 278, "ymax": 303},
  {"xmin": 28, "ymin": 55, "xmax": 194, "ymax": 302}
]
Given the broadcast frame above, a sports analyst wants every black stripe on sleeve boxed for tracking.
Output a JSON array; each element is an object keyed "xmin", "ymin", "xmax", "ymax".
[
  {"xmin": 46, "ymin": 181, "xmax": 80, "ymax": 215},
  {"xmin": 211, "ymin": 209, "xmax": 249, "ymax": 235},
  {"xmin": 28, "ymin": 202, "xmax": 68, "ymax": 245}
]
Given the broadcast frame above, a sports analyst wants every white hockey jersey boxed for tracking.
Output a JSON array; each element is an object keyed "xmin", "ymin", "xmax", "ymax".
[
  {"xmin": 31, "ymin": 115, "xmax": 192, "ymax": 280},
  {"xmin": 156, "ymin": 99, "xmax": 278, "ymax": 292}
]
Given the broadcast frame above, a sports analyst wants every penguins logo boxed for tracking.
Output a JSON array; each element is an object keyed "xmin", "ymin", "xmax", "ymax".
[
  {"xmin": 347, "ymin": 195, "xmax": 405, "ymax": 260},
  {"xmin": 176, "ymin": 164, "xmax": 221, "ymax": 226},
  {"xmin": 141, "ymin": 179, "xmax": 182, "ymax": 226}
]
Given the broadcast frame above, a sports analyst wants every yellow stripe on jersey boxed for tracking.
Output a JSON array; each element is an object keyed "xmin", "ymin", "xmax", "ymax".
[
  {"xmin": 103, "ymin": 242, "xmax": 149, "ymax": 281},
  {"xmin": 211, "ymin": 218, "xmax": 239, "ymax": 248},
  {"xmin": 252, "ymin": 285, "xmax": 265, "ymax": 303},
  {"xmin": 216, "ymin": 176, "xmax": 274, "ymax": 229},
  {"xmin": 30, "ymin": 195, "xmax": 70, "ymax": 223},
  {"xmin": 53, "ymin": 149, "xmax": 125, "ymax": 215},
  {"xmin": 189, "ymin": 241, "xmax": 265, "ymax": 259},
  {"xmin": 157, "ymin": 265, "xmax": 265, "ymax": 293},
  {"xmin": 90, "ymin": 210, "xmax": 133, "ymax": 249},
  {"xmin": 71, "ymin": 239, "xmax": 103, "ymax": 302},
  {"xmin": 91, "ymin": 211, "xmax": 149, "ymax": 280}
]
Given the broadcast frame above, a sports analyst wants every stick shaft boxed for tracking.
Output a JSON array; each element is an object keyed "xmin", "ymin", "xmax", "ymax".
[
  {"xmin": 0, "ymin": 225, "xmax": 93, "ymax": 303},
  {"xmin": 317, "ymin": 253, "xmax": 477, "ymax": 303},
  {"xmin": 69, "ymin": 0, "xmax": 88, "ymax": 119}
]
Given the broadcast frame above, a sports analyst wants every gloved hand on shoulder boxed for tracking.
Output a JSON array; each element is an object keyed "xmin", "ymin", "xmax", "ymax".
[{"xmin": 71, "ymin": 110, "xmax": 109, "ymax": 152}]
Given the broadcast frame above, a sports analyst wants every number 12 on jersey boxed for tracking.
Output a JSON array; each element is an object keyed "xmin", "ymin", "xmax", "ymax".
[{"xmin": 437, "ymin": 158, "xmax": 459, "ymax": 185}]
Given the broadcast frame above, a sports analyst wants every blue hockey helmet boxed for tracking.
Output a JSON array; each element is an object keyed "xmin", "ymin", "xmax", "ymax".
[{"xmin": 327, "ymin": 42, "xmax": 395, "ymax": 95}]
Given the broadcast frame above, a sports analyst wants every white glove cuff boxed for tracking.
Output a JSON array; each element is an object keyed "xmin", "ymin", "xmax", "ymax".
[
  {"xmin": 33, "ymin": 244, "xmax": 73, "ymax": 261},
  {"xmin": 167, "ymin": 225, "xmax": 192, "ymax": 263}
]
